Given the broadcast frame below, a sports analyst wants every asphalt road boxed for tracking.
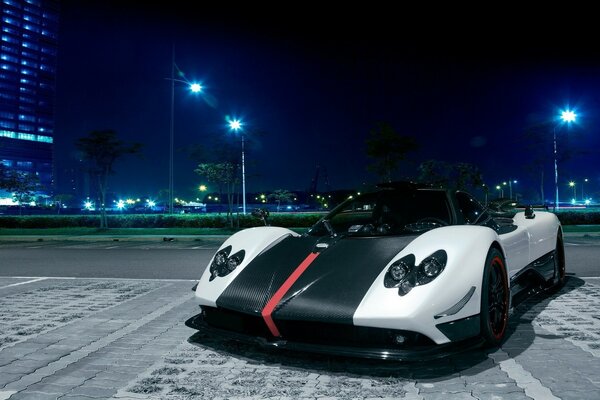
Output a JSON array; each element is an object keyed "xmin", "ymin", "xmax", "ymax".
[{"xmin": 0, "ymin": 234, "xmax": 598, "ymax": 278}]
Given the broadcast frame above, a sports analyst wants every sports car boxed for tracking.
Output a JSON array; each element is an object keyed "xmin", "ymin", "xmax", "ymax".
[{"xmin": 188, "ymin": 182, "xmax": 565, "ymax": 359}]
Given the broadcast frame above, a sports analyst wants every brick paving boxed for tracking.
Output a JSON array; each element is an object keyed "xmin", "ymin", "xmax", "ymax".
[{"xmin": 0, "ymin": 276, "xmax": 598, "ymax": 399}]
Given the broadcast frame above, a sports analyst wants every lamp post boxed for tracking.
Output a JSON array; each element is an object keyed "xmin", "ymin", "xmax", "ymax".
[
  {"xmin": 553, "ymin": 110, "xmax": 577, "ymax": 210},
  {"xmin": 583, "ymin": 178, "xmax": 588, "ymax": 201},
  {"xmin": 167, "ymin": 48, "xmax": 203, "ymax": 214},
  {"xmin": 569, "ymin": 181, "xmax": 576, "ymax": 201},
  {"xmin": 228, "ymin": 119, "xmax": 246, "ymax": 214},
  {"xmin": 508, "ymin": 179, "xmax": 517, "ymax": 200}
]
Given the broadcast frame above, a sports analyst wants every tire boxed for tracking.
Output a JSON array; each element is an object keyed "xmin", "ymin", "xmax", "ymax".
[
  {"xmin": 480, "ymin": 247, "xmax": 509, "ymax": 347},
  {"xmin": 551, "ymin": 232, "xmax": 566, "ymax": 291}
]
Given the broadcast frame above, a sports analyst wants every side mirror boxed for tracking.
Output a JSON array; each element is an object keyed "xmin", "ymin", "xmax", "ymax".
[
  {"xmin": 251, "ymin": 208, "xmax": 270, "ymax": 226},
  {"xmin": 525, "ymin": 205, "xmax": 535, "ymax": 219}
]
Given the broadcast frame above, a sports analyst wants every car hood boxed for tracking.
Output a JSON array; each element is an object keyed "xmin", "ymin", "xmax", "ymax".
[{"xmin": 216, "ymin": 234, "xmax": 418, "ymax": 325}]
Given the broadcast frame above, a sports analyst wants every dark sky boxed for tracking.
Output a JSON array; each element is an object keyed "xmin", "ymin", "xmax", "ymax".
[{"xmin": 54, "ymin": 2, "xmax": 600, "ymax": 203}]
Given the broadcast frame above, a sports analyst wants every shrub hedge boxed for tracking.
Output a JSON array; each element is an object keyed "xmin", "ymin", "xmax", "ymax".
[
  {"xmin": 0, "ymin": 213, "xmax": 324, "ymax": 229},
  {"xmin": 0, "ymin": 210, "xmax": 598, "ymax": 229}
]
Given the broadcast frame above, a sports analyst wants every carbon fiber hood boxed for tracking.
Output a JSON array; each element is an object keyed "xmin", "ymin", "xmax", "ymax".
[{"xmin": 216, "ymin": 234, "xmax": 418, "ymax": 324}]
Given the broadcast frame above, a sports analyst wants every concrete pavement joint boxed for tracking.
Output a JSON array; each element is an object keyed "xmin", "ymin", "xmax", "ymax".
[
  {"xmin": 0, "ymin": 278, "xmax": 48, "ymax": 289},
  {"xmin": 489, "ymin": 350, "xmax": 559, "ymax": 399},
  {"xmin": 532, "ymin": 285, "xmax": 600, "ymax": 357},
  {"xmin": 4, "ymin": 284, "xmax": 193, "ymax": 394}
]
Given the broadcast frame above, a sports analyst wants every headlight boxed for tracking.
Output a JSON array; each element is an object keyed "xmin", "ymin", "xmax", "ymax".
[
  {"xmin": 416, "ymin": 250, "xmax": 447, "ymax": 284},
  {"xmin": 384, "ymin": 255, "xmax": 415, "ymax": 288},
  {"xmin": 383, "ymin": 250, "xmax": 447, "ymax": 296},
  {"xmin": 209, "ymin": 246, "xmax": 245, "ymax": 281},
  {"xmin": 226, "ymin": 250, "xmax": 245, "ymax": 272}
]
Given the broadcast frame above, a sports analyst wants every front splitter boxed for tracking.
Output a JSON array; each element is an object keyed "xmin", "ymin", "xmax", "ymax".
[{"xmin": 185, "ymin": 313, "xmax": 485, "ymax": 362}]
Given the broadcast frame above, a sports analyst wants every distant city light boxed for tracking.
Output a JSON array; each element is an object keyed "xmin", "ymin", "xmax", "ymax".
[
  {"xmin": 147, "ymin": 200, "xmax": 156, "ymax": 207},
  {"xmin": 83, "ymin": 201, "xmax": 93, "ymax": 210},
  {"xmin": 116, "ymin": 200, "xmax": 125, "ymax": 210}
]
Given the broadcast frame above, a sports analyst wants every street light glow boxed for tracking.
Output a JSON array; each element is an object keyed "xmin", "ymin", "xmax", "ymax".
[
  {"xmin": 229, "ymin": 119, "xmax": 242, "ymax": 131},
  {"xmin": 190, "ymin": 83, "xmax": 202, "ymax": 93},
  {"xmin": 561, "ymin": 110, "xmax": 576, "ymax": 123}
]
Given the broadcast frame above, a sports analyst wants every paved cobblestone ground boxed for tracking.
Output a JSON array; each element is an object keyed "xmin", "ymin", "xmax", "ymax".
[{"xmin": 0, "ymin": 276, "xmax": 599, "ymax": 399}]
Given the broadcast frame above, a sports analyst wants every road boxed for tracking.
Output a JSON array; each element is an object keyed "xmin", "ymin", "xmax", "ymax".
[{"xmin": 0, "ymin": 234, "xmax": 599, "ymax": 278}]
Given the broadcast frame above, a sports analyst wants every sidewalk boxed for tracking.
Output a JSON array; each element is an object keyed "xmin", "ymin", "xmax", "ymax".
[{"xmin": 1, "ymin": 276, "xmax": 599, "ymax": 399}]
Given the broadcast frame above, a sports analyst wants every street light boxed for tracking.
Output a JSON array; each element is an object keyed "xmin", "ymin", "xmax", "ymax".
[
  {"xmin": 569, "ymin": 181, "xmax": 576, "ymax": 201},
  {"xmin": 167, "ymin": 49, "xmax": 203, "ymax": 214},
  {"xmin": 553, "ymin": 109, "xmax": 577, "ymax": 210},
  {"xmin": 228, "ymin": 118, "xmax": 246, "ymax": 214},
  {"xmin": 583, "ymin": 178, "xmax": 588, "ymax": 201},
  {"xmin": 507, "ymin": 179, "xmax": 517, "ymax": 200}
]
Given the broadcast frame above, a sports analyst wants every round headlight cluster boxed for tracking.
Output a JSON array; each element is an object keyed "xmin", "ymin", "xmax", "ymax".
[
  {"xmin": 384, "ymin": 250, "xmax": 447, "ymax": 296},
  {"xmin": 209, "ymin": 245, "xmax": 246, "ymax": 281}
]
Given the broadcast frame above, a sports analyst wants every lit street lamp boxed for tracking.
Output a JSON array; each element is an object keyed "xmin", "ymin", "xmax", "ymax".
[
  {"xmin": 228, "ymin": 118, "xmax": 246, "ymax": 214},
  {"xmin": 553, "ymin": 110, "xmax": 577, "ymax": 210},
  {"xmin": 167, "ymin": 49, "xmax": 203, "ymax": 214},
  {"xmin": 583, "ymin": 178, "xmax": 588, "ymax": 201},
  {"xmin": 569, "ymin": 181, "xmax": 576, "ymax": 201},
  {"xmin": 507, "ymin": 179, "xmax": 517, "ymax": 200}
]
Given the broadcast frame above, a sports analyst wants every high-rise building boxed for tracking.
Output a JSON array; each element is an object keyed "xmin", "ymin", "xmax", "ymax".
[{"xmin": 0, "ymin": 0, "xmax": 59, "ymax": 194}]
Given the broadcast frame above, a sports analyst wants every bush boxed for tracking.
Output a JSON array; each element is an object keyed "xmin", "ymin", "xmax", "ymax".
[{"xmin": 0, "ymin": 213, "xmax": 324, "ymax": 229}]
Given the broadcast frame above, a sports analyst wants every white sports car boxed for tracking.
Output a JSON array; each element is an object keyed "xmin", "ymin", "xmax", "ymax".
[{"xmin": 188, "ymin": 182, "xmax": 565, "ymax": 359}]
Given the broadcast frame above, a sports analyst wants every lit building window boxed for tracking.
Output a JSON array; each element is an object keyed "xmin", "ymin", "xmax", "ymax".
[
  {"xmin": 16, "ymin": 161, "xmax": 33, "ymax": 168},
  {"xmin": 0, "ymin": 130, "xmax": 16, "ymax": 138},
  {"xmin": 17, "ymin": 133, "xmax": 35, "ymax": 140}
]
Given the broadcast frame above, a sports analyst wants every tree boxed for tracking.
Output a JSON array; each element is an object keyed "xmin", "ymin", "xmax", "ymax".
[
  {"xmin": 75, "ymin": 130, "xmax": 142, "ymax": 229},
  {"xmin": 366, "ymin": 122, "xmax": 419, "ymax": 182},
  {"xmin": 418, "ymin": 160, "xmax": 484, "ymax": 192},
  {"xmin": 0, "ymin": 170, "xmax": 39, "ymax": 215},
  {"xmin": 195, "ymin": 162, "xmax": 238, "ymax": 226},
  {"xmin": 269, "ymin": 189, "xmax": 294, "ymax": 212}
]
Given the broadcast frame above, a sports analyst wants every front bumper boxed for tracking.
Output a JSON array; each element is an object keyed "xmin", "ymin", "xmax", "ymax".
[{"xmin": 185, "ymin": 307, "xmax": 484, "ymax": 361}]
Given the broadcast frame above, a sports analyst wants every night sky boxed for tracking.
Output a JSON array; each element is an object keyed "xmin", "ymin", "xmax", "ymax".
[{"xmin": 54, "ymin": 3, "xmax": 600, "ymax": 203}]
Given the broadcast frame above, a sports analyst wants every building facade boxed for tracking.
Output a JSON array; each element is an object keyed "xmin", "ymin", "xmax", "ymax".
[{"xmin": 0, "ymin": 0, "xmax": 59, "ymax": 194}]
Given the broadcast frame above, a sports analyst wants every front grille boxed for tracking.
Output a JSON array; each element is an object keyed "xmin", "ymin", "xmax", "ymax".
[{"xmin": 201, "ymin": 306, "xmax": 435, "ymax": 348}]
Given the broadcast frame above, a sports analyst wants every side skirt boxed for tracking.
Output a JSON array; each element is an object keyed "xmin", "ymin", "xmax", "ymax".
[{"xmin": 510, "ymin": 250, "xmax": 556, "ymax": 307}]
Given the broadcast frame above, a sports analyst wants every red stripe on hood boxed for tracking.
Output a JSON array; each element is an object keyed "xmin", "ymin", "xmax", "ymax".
[{"xmin": 261, "ymin": 252, "xmax": 320, "ymax": 337}]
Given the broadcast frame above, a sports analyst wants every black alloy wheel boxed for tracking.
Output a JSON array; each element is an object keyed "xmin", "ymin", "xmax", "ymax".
[{"xmin": 480, "ymin": 247, "xmax": 509, "ymax": 346}]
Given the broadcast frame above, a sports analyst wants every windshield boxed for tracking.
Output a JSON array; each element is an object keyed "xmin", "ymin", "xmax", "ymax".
[{"xmin": 307, "ymin": 189, "xmax": 452, "ymax": 237}]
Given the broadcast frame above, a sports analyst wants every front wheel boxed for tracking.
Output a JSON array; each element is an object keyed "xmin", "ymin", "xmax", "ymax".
[{"xmin": 480, "ymin": 248, "xmax": 509, "ymax": 346}]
